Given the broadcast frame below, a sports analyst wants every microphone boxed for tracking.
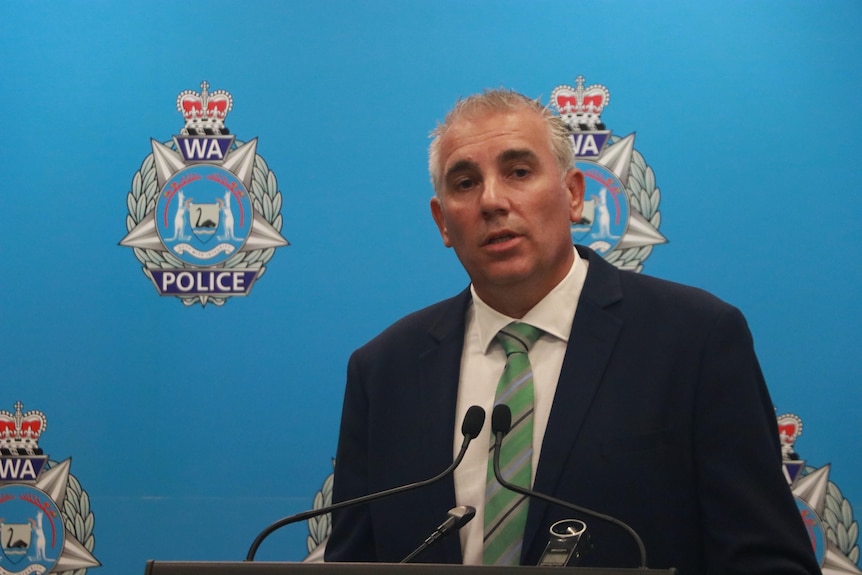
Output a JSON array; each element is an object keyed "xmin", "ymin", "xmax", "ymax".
[
  {"xmin": 400, "ymin": 505, "xmax": 476, "ymax": 563},
  {"xmin": 490, "ymin": 404, "xmax": 648, "ymax": 569},
  {"xmin": 245, "ymin": 405, "xmax": 486, "ymax": 561}
]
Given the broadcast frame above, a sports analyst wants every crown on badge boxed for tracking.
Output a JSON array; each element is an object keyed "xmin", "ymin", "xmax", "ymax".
[
  {"xmin": 551, "ymin": 75, "xmax": 611, "ymax": 132},
  {"xmin": 777, "ymin": 413, "xmax": 803, "ymax": 460},
  {"xmin": 176, "ymin": 81, "xmax": 233, "ymax": 136},
  {"xmin": 0, "ymin": 402, "xmax": 47, "ymax": 455}
]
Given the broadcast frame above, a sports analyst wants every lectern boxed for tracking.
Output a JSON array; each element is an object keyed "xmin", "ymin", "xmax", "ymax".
[{"xmin": 145, "ymin": 561, "xmax": 677, "ymax": 575}]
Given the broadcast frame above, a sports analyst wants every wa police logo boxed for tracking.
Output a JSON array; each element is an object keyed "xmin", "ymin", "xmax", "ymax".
[
  {"xmin": 0, "ymin": 402, "xmax": 99, "ymax": 575},
  {"xmin": 779, "ymin": 412, "xmax": 861, "ymax": 573},
  {"xmin": 121, "ymin": 81, "xmax": 289, "ymax": 306},
  {"xmin": 551, "ymin": 76, "xmax": 666, "ymax": 272}
]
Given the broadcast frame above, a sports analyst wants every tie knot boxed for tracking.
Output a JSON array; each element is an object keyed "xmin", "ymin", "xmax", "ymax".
[{"xmin": 496, "ymin": 322, "xmax": 543, "ymax": 356}]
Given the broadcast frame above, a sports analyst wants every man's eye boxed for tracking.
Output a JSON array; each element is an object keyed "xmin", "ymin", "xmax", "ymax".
[
  {"xmin": 455, "ymin": 178, "xmax": 476, "ymax": 191},
  {"xmin": 511, "ymin": 167, "xmax": 531, "ymax": 178}
]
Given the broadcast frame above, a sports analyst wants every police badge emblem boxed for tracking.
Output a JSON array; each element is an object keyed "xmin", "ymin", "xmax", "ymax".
[
  {"xmin": 121, "ymin": 81, "xmax": 289, "ymax": 306},
  {"xmin": 778, "ymin": 412, "xmax": 861, "ymax": 573},
  {"xmin": 550, "ymin": 76, "xmax": 666, "ymax": 271},
  {"xmin": 0, "ymin": 402, "xmax": 99, "ymax": 575}
]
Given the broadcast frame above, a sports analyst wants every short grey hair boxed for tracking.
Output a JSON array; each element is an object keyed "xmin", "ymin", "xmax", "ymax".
[{"xmin": 428, "ymin": 88, "xmax": 575, "ymax": 194}]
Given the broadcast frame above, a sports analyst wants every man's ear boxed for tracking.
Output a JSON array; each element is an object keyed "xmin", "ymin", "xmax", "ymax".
[
  {"xmin": 430, "ymin": 196, "xmax": 452, "ymax": 247},
  {"xmin": 565, "ymin": 168, "xmax": 585, "ymax": 223}
]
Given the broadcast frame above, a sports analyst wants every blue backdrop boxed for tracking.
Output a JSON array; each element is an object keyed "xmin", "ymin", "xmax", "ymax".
[{"xmin": 1, "ymin": 1, "xmax": 860, "ymax": 574}]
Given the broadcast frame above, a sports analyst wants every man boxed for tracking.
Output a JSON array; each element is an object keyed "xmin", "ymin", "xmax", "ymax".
[{"xmin": 325, "ymin": 89, "xmax": 821, "ymax": 574}]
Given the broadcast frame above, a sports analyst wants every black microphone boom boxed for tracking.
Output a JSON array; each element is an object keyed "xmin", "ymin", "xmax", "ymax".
[
  {"xmin": 245, "ymin": 405, "xmax": 486, "ymax": 561},
  {"xmin": 491, "ymin": 404, "xmax": 648, "ymax": 569}
]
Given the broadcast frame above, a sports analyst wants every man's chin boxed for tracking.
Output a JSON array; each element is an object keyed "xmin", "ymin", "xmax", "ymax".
[{"xmin": 470, "ymin": 265, "xmax": 535, "ymax": 292}]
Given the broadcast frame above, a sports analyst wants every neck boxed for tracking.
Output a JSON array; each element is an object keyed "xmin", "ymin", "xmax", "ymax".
[
  {"xmin": 477, "ymin": 293, "xmax": 535, "ymax": 319},
  {"xmin": 474, "ymin": 249, "xmax": 576, "ymax": 318},
  {"xmin": 474, "ymin": 276, "xmax": 562, "ymax": 319}
]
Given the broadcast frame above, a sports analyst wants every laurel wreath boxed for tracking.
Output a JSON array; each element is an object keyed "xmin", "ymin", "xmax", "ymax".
[
  {"xmin": 306, "ymin": 461, "xmax": 334, "ymax": 555},
  {"xmin": 46, "ymin": 460, "xmax": 96, "ymax": 575},
  {"xmin": 601, "ymin": 135, "xmax": 662, "ymax": 274},
  {"xmin": 125, "ymin": 139, "xmax": 284, "ymax": 306},
  {"xmin": 806, "ymin": 465, "xmax": 861, "ymax": 564}
]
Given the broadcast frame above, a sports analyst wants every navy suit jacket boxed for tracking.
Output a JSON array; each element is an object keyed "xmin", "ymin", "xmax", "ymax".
[{"xmin": 325, "ymin": 247, "xmax": 821, "ymax": 575}]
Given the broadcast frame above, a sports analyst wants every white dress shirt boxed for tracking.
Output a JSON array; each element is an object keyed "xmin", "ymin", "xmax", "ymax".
[{"xmin": 453, "ymin": 248, "xmax": 588, "ymax": 564}]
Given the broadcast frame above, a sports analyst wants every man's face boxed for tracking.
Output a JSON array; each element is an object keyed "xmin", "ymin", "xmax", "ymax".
[{"xmin": 430, "ymin": 107, "xmax": 584, "ymax": 313}]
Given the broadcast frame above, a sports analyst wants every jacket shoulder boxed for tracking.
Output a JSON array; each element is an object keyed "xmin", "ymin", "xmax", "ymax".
[
  {"xmin": 581, "ymin": 247, "xmax": 741, "ymax": 322},
  {"xmin": 352, "ymin": 289, "xmax": 470, "ymax": 358}
]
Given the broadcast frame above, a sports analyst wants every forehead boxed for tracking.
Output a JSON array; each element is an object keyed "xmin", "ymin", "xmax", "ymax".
[{"xmin": 438, "ymin": 108, "xmax": 553, "ymax": 172}]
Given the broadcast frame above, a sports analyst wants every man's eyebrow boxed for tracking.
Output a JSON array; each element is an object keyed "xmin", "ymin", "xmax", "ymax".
[
  {"xmin": 444, "ymin": 159, "xmax": 479, "ymax": 180},
  {"xmin": 498, "ymin": 148, "xmax": 538, "ymax": 164}
]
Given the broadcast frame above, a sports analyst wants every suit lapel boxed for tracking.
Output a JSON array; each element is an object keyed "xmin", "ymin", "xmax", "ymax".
[
  {"xmin": 412, "ymin": 288, "xmax": 472, "ymax": 563},
  {"xmin": 523, "ymin": 248, "xmax": 624, "ymax": 559}
]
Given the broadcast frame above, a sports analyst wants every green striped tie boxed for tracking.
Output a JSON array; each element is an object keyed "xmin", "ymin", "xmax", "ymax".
[{"xmin": 483, "ymin": 321, "xmax": 543, "ymax": 565}]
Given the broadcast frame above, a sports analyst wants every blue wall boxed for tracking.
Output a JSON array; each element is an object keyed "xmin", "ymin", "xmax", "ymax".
[{"xmin": 1, "ymin": 1, "xmax": 860, "ymax": 573}]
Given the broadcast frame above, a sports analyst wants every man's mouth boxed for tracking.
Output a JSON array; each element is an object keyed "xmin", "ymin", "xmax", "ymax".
[{"xmin": 484, "ymin": 232, "xmax": 518, "ymax": 245}]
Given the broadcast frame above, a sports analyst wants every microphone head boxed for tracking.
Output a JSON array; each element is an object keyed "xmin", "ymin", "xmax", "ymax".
[
  {"xmin": 461, "ymin": 405, "xmax": 485, "ymax": 439},
  {"xmin": 448, "ymin": 505, "xmax": 476, "ymax": 529},
  {"xmin": 491, "ymin": 404, "xmax": 512, "ymax": 435}
]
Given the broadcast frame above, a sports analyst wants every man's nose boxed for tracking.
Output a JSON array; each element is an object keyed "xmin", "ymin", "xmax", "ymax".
[{"xmin": 479, "ymin": 176, "xmax": 509, "ymax": 215}]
